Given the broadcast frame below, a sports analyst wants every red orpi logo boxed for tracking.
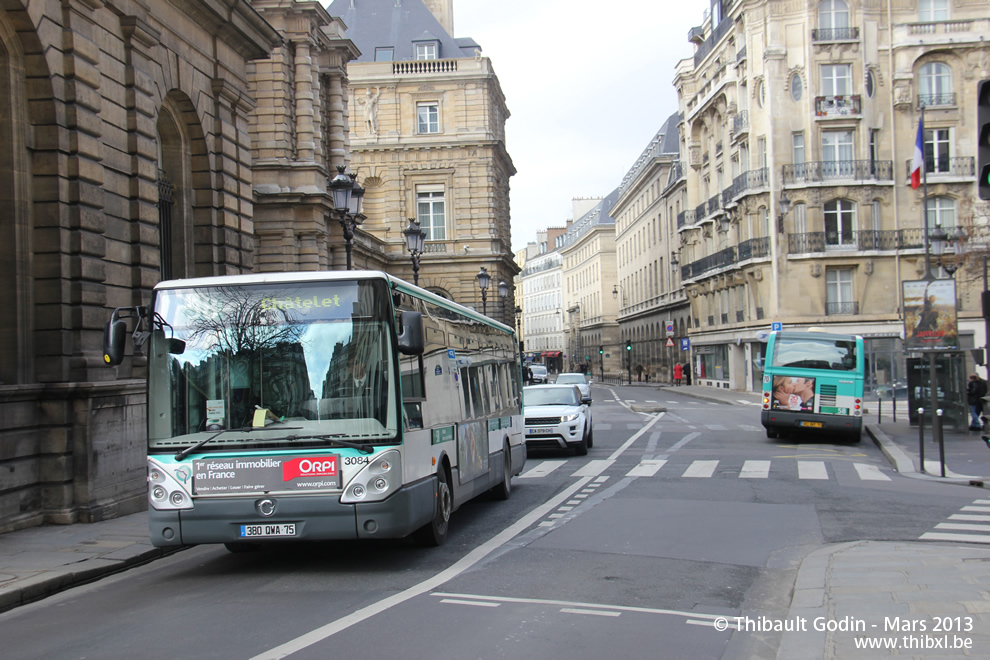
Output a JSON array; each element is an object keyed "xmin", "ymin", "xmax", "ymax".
[{"xmin": 282, "ymin": 456, "xmax": 338, "ymax": 481}]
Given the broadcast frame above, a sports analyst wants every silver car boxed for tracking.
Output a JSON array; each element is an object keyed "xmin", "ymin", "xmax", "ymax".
[
  {"xmin": 554, "ymin": 373, "xmax": 591, "ymax": 403},
  {"xmin": 523, "ymin": 384, "xmax": 593, "ymax": 455},
  {"xmin": 529, "ymin": 364, "xmax": 548, "ymax": 384}
]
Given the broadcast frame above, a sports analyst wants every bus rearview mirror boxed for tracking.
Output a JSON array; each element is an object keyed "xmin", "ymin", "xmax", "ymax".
[
  {"xmin": 103, "ymin": 317, "xmax": 127, "ymax": 366},
  {"xmin": 397, "ymin": 311, "xmax": 424, "ymax": 355}
]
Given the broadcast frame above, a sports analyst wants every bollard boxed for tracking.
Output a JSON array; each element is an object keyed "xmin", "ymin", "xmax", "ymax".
[
  {"xmin": 919, "ymin": 407, "xmax": 927, "ymax": 467},
  {"xmin": 877, "ymin": 396, "xmax": 882, "ymax": 424},
  {"xmin": 892, "ymin": 394, "xmax": 897, "ymax": 423},
  {"xmin": 936, "ymin": 408, "xmax": 946, "ymax": 478}
]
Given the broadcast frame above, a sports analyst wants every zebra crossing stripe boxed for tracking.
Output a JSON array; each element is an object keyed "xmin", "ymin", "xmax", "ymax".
[
  {"xmin": 797, "ymin": 461, "xmax": 828, "ymax": 480},
  {"xmin": 853, "ymin": 464, "xmax": 891, "ymax": 481},
  {"xmin": 935, "ymin": 522, "xmax": 990, "ymax": 532},
  {"xmin": 519, "ymin": 460, "xmax": 566, "ymax": 479},
  {"xmin": 920, "ymin": 532, "xmax": 990, "ymax": 544},
  {"xmin": 739, "ymin": 460, "xmax": 770, "ymax": 479},
  {"xmin": 626, "ymin": 459, "xmax": 667, "ymax": 477},
  {"xmin": 682, "ymin": 460, "xmax": 718, "ymax": 478}
]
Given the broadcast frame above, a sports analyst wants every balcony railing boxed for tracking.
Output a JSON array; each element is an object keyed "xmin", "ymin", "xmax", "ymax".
[
  {"xmin": 424, "ymin": 242, "xmax": 448, "ymax": 253},
  {"xmin": 729, "ymin": 167, "xmax": 768, "ymax": 200},
  {"xmin": 682, "ymin": 246, "xmax": 736, "ymax": 280},
  {"xmin": 695, "ymin": 201, "xmax": 707, "ymax": 220},
  {"xmin": 707, "ymin": 194, "xmax": 721, "ymax": 216},
  {"xmin": 787, "ymin": 229, "xmax": 925, "ymax": 255},
  {"xmin": 918, "ymin": 92, "xmax": 957, "ymax": 108},
  {"xmin": 677, "ymin": 209, "xmax": 697, "ymax": 229},
  {"xmin": 736, "ymin": 45, "xmax": 747, "ymax": 63},
  {"xmin": 393, "ymin": 59, "xmax": 458, "ymax": 75},
  {"xmin": 782, "ymin": 160, "xmax": 893, "ymax": 184},
  {"xmin": 826, "ymin": 301, "xmax": 859, "ymax": 316},
  {"xmin": 815, "ymin": 95, "xmax": 861, "ymax": 118},
  {"xmin": 732, "ymin": 111, "xmax": 748, "ymax": 135},
  {"xmin": 903, "ymin": 156, "xmax": 974, "ymax": 178},
  {"xmin": 688, "ymin": 25, "xmax": 705, "ymax": 43},
  {"xmin": 737, "ymin": 236, "xmax": 770, "ymax": 261},
  {"xmin": 811, "ymin": 27, "xmax": 860, "ymax": 41}
]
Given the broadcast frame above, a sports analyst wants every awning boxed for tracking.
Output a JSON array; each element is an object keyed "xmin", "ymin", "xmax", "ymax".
[{"xmin": 541, "ymin": 351, "xmax": 562, "ymax": 358}]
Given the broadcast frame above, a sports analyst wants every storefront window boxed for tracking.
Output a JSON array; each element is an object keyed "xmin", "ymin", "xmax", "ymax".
[{"xmin": 697, "ymin": 345, "xmax": 730, "ymax": 381}]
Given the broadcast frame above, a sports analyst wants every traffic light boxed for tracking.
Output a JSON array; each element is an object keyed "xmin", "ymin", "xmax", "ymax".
[
  {"xmin": 979, "ymin": 79, "xmax": 990, "ymax": 200},
  {"xmin": 625, "ymin": 340, "xmax": 632, "ymax": 351},
  {"xmin": 599, "ymin": 345, "xmax": 604, "ymax": 355}
]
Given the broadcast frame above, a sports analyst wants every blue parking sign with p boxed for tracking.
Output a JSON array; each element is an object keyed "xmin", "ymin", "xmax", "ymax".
[{"xmin": 771, "ymin": 322, "xmax": 782, "ymax": 332}]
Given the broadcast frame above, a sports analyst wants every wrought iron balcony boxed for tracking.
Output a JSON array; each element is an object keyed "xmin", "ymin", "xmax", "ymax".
[
  {"xmin": 918, "ymin": 93, "xmax": 957, "ymax": 108},
  {"xmin": 677, "ymin": 209, "xmax": 697, "ymax": 229},
  {"xmin": 732, "ymin": 111, "xmax": 748, "ymax": 136},
  {"xmin": 815, "ymin": 95, "xmax": 861, "ymax": 118},
  {"xmin": 787, "ymin": 229, "xmax": 925, "ymax": 255},
  {"xmin": 695, "ymin": 201, "xmax": 707, "ymax": 220},
  {"xmin": 903, "ymin": 156, "xmax": 974, "ymax": 178},
  {"xmin": 707, "ymin": 194, "xmax": 721, "ymax": 216},
  {"xmin": 782, "ymin": 160, "xmax": 893, "ymax": 184},
  {"xmin": 826, "ymin": 301, "xmax": 859, "ymax": 316},
  {"xmin": 811, "ymin": 27, "xmax": 859, "ymax": 41},
  {"xmin": 728, "ymin": 168, "xmax": 768, "ymax": 201},
  {"xmin": 737, "ymin": 236, "xmax": 770, "ymax": 261}
]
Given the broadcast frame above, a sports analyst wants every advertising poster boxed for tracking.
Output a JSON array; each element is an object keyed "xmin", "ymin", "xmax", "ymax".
[
  {"xmin": 770, "ymin": 376, "xmax": 817, "ymax": 412},
  {"xmin": 903, "ymin": 278, "xmax": 958, "ymax": 350}
]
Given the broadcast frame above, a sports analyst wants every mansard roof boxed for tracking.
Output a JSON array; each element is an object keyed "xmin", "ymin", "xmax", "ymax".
[{"xmin": 326, "ymin": 0, "xmax": 481, "ymax": 62}]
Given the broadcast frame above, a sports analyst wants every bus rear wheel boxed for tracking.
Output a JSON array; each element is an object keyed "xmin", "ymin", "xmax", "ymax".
[
  {"xmin": 416, "ymin": 466, "xmax": 451, "ymax": 546},
  {"xmin": 765, "ymin": 427, "xmax": 778, "ymax": 439},
  {"xmin": 490, "ymin": 441, "xmax": 512, "ymax": 501}
]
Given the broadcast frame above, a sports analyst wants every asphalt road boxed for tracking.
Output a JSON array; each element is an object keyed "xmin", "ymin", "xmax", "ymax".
[{"xmin": 0, "ymin": 385, "xmax": 981, "ymax": 660}]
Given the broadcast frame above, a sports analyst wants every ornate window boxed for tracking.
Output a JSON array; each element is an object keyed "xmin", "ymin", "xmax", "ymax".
[
  {"xmin": 824, "ymin": 199, "xmax": 857, "ymax": 248},
  {"xmin": 416, "ymin": 187, "xmax": 446, "ymax": 240},
  {"xmin": 918, "ymin": 62, "xmax": 953, "ymax": 106},
  {"xmin": 818, "ymin": 0, "xmax": 850, "ymax": 30},
  {"xmin": 790, "ymin": 73, "xmax": 803, "ymax": 101},
  {"xmin": 919, "ymin": 0, "xmax": 948, "ymax": 22}
]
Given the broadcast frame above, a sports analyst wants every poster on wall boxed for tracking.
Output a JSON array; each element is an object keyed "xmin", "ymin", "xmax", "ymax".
[{"xmin": 902, "ymin": 278, "xmax": 958, "ymax": 351}]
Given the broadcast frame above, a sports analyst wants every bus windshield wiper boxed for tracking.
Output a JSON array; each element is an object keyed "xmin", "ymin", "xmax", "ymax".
[
  {"xmin": 174, "ymin": 420, "xmax": 300, "ymax": 461},
  {"xmin": 283, "ymin": 433, "xmax": 375, "ymax": 454}
]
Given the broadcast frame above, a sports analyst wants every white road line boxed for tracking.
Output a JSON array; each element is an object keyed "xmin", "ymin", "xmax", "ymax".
[
  {"xmin": 560, "ymin": 608, "xmax": 621, "ymax": 617},
  {"xmin": 739, "ymin": 460, "xmax": 770, "ymax": 479},
  {"xmin": 250, "ymin": 475, "xmax": 595, "ymax": 660},
  {"xmin": 737, "ymin": 399, "xmax": 759, "ymax": 406},
  {"xmin": 439, "ymin": 599, "xmax": 499, "ymax": 607},
  {"xmin": 571, "ymin": 460, "xmax": 615, "ymax": 478},
  {"xmin": 518, "ymin": 460, "xmax": 566, "ymax": 479},
  {"xmin": 920, "ymin": 532, "xmax": 990, "ymax": 543},
  {"xmin": 950, "ymin": 514, "xmax": 990, "ymax": 522},
  {"xmin": 961, "ymin": 506, "xmax": 990, "ymax": 513},
  {"xmin": 704, "ymin": 424, "xmax": 728, "ymax": 431},
  {"xmin": 798, "ymin": 460, "xmax": 828, "ymax": 480},
  {"xmin": 853, "ymin": 463, "xmax": 891, "ymax": 481},
  {"xmin": 974, "ymin": 500, "xmax": 990, "ymax": 505},
  {"xmin": 682, "ymin": 460, "xmax": 718, "ymax": 478},
  {"xmin": 935, "ymin": 522, "xmax": 990, "ymax": 532},
  {"xmin": 626, "ymin": 459, "xmax": 667, "ymax": 477}
]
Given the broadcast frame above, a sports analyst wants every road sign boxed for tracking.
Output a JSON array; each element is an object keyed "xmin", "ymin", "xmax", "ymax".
[
  {"xmin": 680, "ymin": 338, "xmax": 690, "ymax": 351},
  {"xmin": 665, "ymin": 321, "xmax": 674, "ymax": 336},
  {"xmin": 771, "ymin": 322, "xmax": 782, "ymax": 332},
  {"xmin": 665, "ymin": 337, "xmax": 674, "ymax": 347}
]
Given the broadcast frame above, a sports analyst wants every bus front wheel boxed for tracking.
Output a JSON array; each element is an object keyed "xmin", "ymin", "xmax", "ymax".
[{"xmin": 416, "ymin": 466, "xmax": 451, "ymax": 546}]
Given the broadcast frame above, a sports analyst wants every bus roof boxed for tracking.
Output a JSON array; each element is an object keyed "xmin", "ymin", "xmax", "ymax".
[
  {"xmin": 772, "ymin": 329, "xmax": 863, "ymax": 343},
  {"xmin": 152, "ymin": 270, "xmax": 515, "ymax": 334}
]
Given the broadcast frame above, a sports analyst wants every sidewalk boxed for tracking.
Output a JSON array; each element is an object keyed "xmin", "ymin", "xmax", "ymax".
[{"xmin": 3, "ymin": 385, "xmax": 990, "ymax": 660}]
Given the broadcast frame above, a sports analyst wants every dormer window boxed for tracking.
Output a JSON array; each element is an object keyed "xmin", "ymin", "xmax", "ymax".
[{"xmin": 415, "ymin": 42, "xmax": 438, "ymax": 60}]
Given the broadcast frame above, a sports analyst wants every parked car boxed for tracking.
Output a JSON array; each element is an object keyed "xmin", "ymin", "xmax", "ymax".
[
  {"xmin": 554, "ymin": 373, "xmax": 592, "ymax": 403},
  {"xmin": 523, "ymin": 384, "xmax": 593, "ymax": 455},
  {"xmin": 529, "ymin": 364, "xmax": 548, "ymax": 384}
]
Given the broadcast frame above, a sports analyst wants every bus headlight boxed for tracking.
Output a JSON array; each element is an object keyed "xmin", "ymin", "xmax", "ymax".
[
  {"xmin": 341, "ymin": 450, "xmax": 401, "ymax": 504},
  {"xmin": 147, "ymin": 459, "xmax": 194, "ymax": 511}
]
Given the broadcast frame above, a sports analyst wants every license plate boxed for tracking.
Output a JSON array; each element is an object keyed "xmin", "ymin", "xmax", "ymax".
[
  {"xmin": 240, "ymin": 523, "xmax": 296, "ymax": 538},
  {"xmin": 528, "ymin": 428, "xmax": 555, "ymax": 435},
  {"xmin": 800, "ymin": 421, "xmax": 823, "ymax": 428}
]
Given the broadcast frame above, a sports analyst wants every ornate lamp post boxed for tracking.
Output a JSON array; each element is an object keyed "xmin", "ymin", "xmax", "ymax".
[
  {"xmin": 329, "ymin": 166, "xmax": 364, "ymax": 270},
  {"xmin": 498, "ymin": 280, "xmax": 508, "ymax": 322},
  {"xmin": 930, "ymin": 225, "xmax": 968, "ymax": 277},
  {"xmin": 777, "ymin": 192, "xmax": 792, "ymax": 233},
  {"xmin": 476, "ymin": 267, "xmax": 490, "ymax": 315},
  {"xmin": 403, "ymin": 218, "xmax": 427, "ymax": 285}
]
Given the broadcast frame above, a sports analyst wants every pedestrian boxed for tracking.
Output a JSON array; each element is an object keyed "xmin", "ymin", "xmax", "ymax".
[
  {"xmin": 673, "ymin": 362, "xmax": 683, "ymax": 386},
  {"xmin": 524, "ymin": 365, "xmax": 532, "ymax": 386},
  {"xmin": 967, "ymin": 373, "xmax": 987, "ymax": 431},
  {"xmin": 683, "ymin": 362, "xmax": 692, "ymax": 386}
]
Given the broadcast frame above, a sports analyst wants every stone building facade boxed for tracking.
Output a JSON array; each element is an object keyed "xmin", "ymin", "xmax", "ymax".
[
  {"xmin": 327, "ymin": 0, "xmax": 519, "ymax": 327},
  {"xmin": 667, "ymin": 0, "xmax": 990, "ymax": 394},
  {"xmin": 0, "ymin": 0, "xmax": 280, "ymax": 532}
]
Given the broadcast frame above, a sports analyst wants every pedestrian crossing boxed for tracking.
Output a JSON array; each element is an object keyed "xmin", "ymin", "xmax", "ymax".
[
  {"xmin": 518, "ymin": 458, "xmax": 893, "ymax": 482},
  {"xmin": 920, "ymin": 499, "xmax": 990, "ymax": 545}
]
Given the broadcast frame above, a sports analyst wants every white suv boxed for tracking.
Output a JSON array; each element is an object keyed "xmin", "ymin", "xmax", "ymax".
[
  {"xmin": 529, "ymin": 364, "xmax": 548, "ymax": 384},
  {"xmin": 523, "ymin": 384, "xmax": 593, "ymax": 455}
]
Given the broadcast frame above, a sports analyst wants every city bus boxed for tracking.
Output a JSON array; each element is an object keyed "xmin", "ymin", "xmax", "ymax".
[
  {"xmin": 103, "ymin": 271, "xmax": 526, "ymax": 551},
  {"xmin": 760, "ymin": 329, "xmax": 865, "ymax": 442}
]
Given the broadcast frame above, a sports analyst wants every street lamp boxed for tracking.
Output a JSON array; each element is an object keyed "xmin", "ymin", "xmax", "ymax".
[
  {"xmin": 403, "ymin": 218, "xmax": 427, "ymax": 286},
  {"xmin": 930, "ymin": 225, "xmax": 968, "ymax": 277},
  {"xmin": 498, "ymin": 280, "xmax": 508, "ymax": 321},
  {"xmin": 330, "ymin": 166, "xmax": 364, "ymax": 270},
  {"xmin": 476, "ymin": 267, "xmax": 490, "ymax": 315},
  {"xmin": 777, "ymin": 191, "xmax": 792, "ymax": 233},
  {"xmin": 612, "ymin": 284, "xmax": 625, "ymax": 305}
]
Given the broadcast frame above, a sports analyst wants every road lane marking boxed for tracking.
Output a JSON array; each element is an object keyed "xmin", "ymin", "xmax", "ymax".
[
  {"xmin": 920, "ymin": 532, "xmax": 990, "ymax": 543},
  {"xmin": 853, "ymin": 463, "xmax": 891, "ymax": 481},
  {"xmin": 682, "ymin": 460, "xmax": 718, "ymax": 478},
  {"xmin": 518, "ymin": 460, "xmax": 566, "ymax": 479},
  {"xmin": 935, "ymin": 523, "xmax": 990, "ymax": 532},
  {"xmin": 950, "ymin": 514, "xmax": 990, "ymax": 522},
  {"xmin": 739, "ymin": 460, "xmax": 770, "ymax": 479},
  {"xmin": 626, "ymin": 459, "xmax": 667, "ymax": 477},
  {"xmin": 571, "ymin": 460, "xmax": 615, "ymax": 478},
  {"xmin": 797, "ymin": 461, "xmax": 828, "ymax": 480},
  {"xmin": 561, "ymin": 608, "xmax": 621, "ymax": 617},
  {"xmin": 439, "ymin": 599, "xmax": 499, "ymax": 607}
]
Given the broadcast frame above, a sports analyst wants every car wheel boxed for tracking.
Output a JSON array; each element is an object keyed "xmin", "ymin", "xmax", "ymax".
[
  {"xmin": 586, "ymin": 425, "xmax": 594, "ymax": 448},
  {"xmin": 416, "ymin": 466, "xmax": 451, "ymax": 546},
  {"xmin": 572, "ymin": 432, "xmax": 588, "ymax": 456}
]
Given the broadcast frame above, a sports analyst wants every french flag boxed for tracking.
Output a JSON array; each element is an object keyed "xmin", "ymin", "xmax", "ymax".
[{"xmin": 910, "ymin": 116, "xmax": 924, "ymax": 189}]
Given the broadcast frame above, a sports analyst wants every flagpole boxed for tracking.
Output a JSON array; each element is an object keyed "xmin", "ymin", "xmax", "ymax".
[{"xmin": 921, "ymin": 104, "xmax": 931, "ymax": 280}]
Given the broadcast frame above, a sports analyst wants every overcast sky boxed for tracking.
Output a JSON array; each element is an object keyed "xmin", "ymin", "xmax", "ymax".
[{"xmin": 452, "ymin": 0, "xmax": 708, "ymax": 251}]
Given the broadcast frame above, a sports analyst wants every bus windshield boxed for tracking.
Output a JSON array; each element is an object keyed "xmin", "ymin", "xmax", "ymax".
[
  {"xmin": 147, "ymin": 279, "xmax": 398, "ymax": 452},
  {"xmin": 771, "ymin": 335, "xmax": 858, "ymax": 371}
]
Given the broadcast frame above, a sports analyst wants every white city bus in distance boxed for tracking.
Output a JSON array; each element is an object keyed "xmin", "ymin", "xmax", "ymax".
[{"xmin": 103, "ymin": 271, "xmax": 526, "ymax": 551}]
